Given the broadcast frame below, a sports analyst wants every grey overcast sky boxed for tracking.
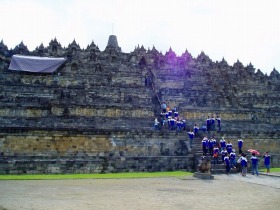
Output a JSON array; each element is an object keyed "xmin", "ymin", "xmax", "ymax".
[{"xmin": 1, "ymin": 0, "xmax": 280, "ymax": 74}]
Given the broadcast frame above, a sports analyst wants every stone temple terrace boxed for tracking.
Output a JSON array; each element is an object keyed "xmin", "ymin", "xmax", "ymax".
[{"xmin": 0, "ymin": 35, "xmax": 279, "ymax": 174}]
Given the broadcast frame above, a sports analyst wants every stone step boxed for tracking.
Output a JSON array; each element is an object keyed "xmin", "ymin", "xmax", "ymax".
[{"xmin": 211, "ymin": 167, "xmax": 238, "ymax": 174}]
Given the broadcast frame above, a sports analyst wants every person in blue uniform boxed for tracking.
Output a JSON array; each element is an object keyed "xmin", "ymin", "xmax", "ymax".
[
  {"xmin": 219, "ymin": 137, "xmax": 226, "ymax": 152},
  {"xmin": 176, "ymin": 119, "xmax": 182, "ymax": 131},
  {"xmin": 168, "ymin": 110, "xmax": 173, "ymax": 117},
  {"xmin": 208, "ymin": 138, "xmax": 214, "ymax": 156},
  {"xmin": 263, "ymin": 152, "xmax": 271, "ymax": 174},
  {"xmin": 216, "ymin": 116, "xmax": 221, "ymax": 132},
  {"xmin": 213, "ymin": 145, "xmax": 219, "ymax": 165},
  {"xmin": 194, "ymin": 124, "xmax": 199, "ymax": 138},
  {"xmin": 226, "ymin": 141, "xmax": 233, "ymax": 154},
  {"xmin": 221, "ymin": 148, "xmax": 227, "ymax": 164},
  {"xmin": 241, "ymin": 153, "xmax": 248, "ymax": 176},
  {"xmin": 206, "ymin": 116, "xmax": 211, "ymax": 132},
  {"xmin": 251, "ymin": 153, "xmax": 259, "ymax": 175},
  {"xmin": 170, "ymin": 117, "xmax": 175, "ymax": 130},
  {"xmin": 211, "ymin": 137, "xmax": 217, "ymax": 147},
  {"xmin": 238, "ymin": 137, "xmax": 243, "ymax": 154},
  {"xmin": 174, "ymin": 111, "xmax": 179, "ymax": 118},
  {"xmin": 211, "ymin": 116, "xmax": 215, "ymax": 131},
  {"xmin": 181, "ymin": 119, "xmax": 186, "ymax": 130},
  {"xmin": 201, "ymin": 137, "xmax": 208, "ymax": 156},
  {"xmin": 230, "ymin": 149, "xmax": 236, "ymax": 169},
  {"xmin": 188, "ymin": 130, "xmax": 194, "ymax": 147},
  {"xmin": 224, "ymin": 153, "xmax": 230, "ymax": 174}
]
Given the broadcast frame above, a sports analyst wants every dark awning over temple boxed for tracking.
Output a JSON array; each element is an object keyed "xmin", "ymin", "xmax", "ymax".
[{"xmin": 9, "ymin": 54, "xmax": 66, "ymax": 73}]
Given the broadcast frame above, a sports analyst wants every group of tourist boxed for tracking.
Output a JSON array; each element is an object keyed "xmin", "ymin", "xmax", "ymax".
[
  {"xmin": 155, "ymin": 103, "xmax": 224, "ymax": 140},
  {"xmin": 236, "ymin": 151, "xmax": 271, "ymax": 176},
  {"xmin": 154, "ymin": 102, "xmax": 187, "ymax": 131},
  {"xmin": 201, "ymin": 136, "xmax": 239, "ymax": 171},
  {"xmin": 154, "ymin": 103, "xmax": 273, "ymax": 176},
  {"xmin": 200, "ymin": 136, "xmax": 271, "ymax": 176},
  {"xmin": 206, "ymin": 115, "xmax": 221, "ymax": 132}
]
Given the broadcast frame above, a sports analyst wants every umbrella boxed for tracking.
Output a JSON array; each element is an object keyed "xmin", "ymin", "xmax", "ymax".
[{"xmin": 247, "ymin": 149, "xmax": 260, "ymax": 155}]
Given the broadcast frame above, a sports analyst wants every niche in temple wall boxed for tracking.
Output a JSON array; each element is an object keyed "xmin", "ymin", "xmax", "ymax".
[
  {"xmin": 71, "ymin": 63, "xmax": 78, "ymax": 71},
  {"xmin": 129, "ymin": 55, "xmax": 136, "ymax": 63}
]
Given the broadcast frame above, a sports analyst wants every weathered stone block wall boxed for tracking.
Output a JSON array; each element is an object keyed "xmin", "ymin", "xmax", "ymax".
[
  {"xmin": 0, "ymin": 155, "xmax": 193, "ymax": 174},
  {"xmin": 0, "ymin": 130, "xmax": 192, "ymax": 174},
  {"xmin": 0, "ymin": 130, "xmax": 189, "ymax": 157},
  {"xmin": 0, "ymin": 36, "xmax": 279, "ymax": 174}
]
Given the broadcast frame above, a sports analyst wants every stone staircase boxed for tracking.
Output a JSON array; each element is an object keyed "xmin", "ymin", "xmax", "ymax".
[
  {"xmin": 0, "ymin": 35, "xmax": 279, "ymax": 174},
  {"xmin": 190, "ymin": 132, "xmax": 241, "ymax": 174}
]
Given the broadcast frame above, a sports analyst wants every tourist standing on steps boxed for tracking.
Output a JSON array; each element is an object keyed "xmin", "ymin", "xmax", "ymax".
[
  {"xmin": 216, "ymin": 116, "xmax": 221, "ymax": 132},
  {"xmin": 168, "ymin": 109, "xmax": 173, "ymax": 118},
  {"xmin": 238, "ymin": 137, "xmax": 243, "ymax": 154},
  {"xmin": 251, "ymin": 153, "xmax": 259, "ymax": 175},
  {"xmin": 161, "ymin": 117, "xmax": 166, "ymax": 130},
  {"xmin": 206, "ymin": 116, "xmax": 211, "ymax": 133},
  {"xmin": 212, "ymin": 137, "xmax": 217, "ymax": 147},
  {"xmin": 230, "ymin": 149, "xmax": 236, "ymax": 169},
  {"xmin": 263, "ymin": 152, "xmax": 271, "ymax": 174},
  {"xmin": 202, "ymin": 137, "xmax": 208, "ymax": 156},
  {"xmin": 176, "ymin": 119, "xmax": 182, "ymax": 131},
  {"xmin": 226, "ymin": 141, "xmax": 233, "ymax": 154},
  {"xmin": 224, "ymin": 153, "xmax": 230, "ymax": 174},
  {"xmin": 188, "ymin": 130, "xmax": 194, "ymax": 147},
  {"xmin": 182, "ymin": 119, "xmax": 186, "ymax": 130},
  {"xmin": 211, "ymin": 116, "xmax": 215, "ymax": 131},
  {"xmin": 201, "ymin": 124, "xmax": 207, "ymax": 134},
  {"xmin": 219, "ymin": 137, "xmax": 226, "ymax": 152},
  {"xmin": 194, "ymin": 124, "xmax": 199, "ymax": 138},
  {"xmin": 154, "ymin": 117, "xmax": 159, "ymax": 130},
  {"xmin": 221, "ymin": 148, "xmax": 227, "ymax": 164},
  {"xmin": 161, "ymin": 102, "xmax": 167, "ymax": 113},
  {"xmin": 213, "ymin": 145, "xmax": 219, "ymax": 165},
  {"xmin": 160, "ymin": 111, "xmax": 165, "ymax": 120},
  {"xmin": 241, "ymin": 153, "xmax": 248, "ymax": 176},
  {"xmin": 174, "ymin": 110, "xmax": 179, "ymax": 118},
  {"xmin": 208, "ymin": 137, "xmax": 214, "ymax": 156}
]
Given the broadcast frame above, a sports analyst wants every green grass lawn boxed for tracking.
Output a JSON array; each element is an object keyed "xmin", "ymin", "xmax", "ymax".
[
  {"xmin": 259, "ymin": 167, "xmax": 280, "ymax": 172},
  {"xmin": 0, "ymin": 171, "xmax": 193, "ymax": 180}
]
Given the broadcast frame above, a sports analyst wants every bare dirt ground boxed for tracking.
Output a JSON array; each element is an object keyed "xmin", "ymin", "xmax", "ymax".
[{"xmin": 0, "ymin": 173, "xmax": 280, "ymax": 210}]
